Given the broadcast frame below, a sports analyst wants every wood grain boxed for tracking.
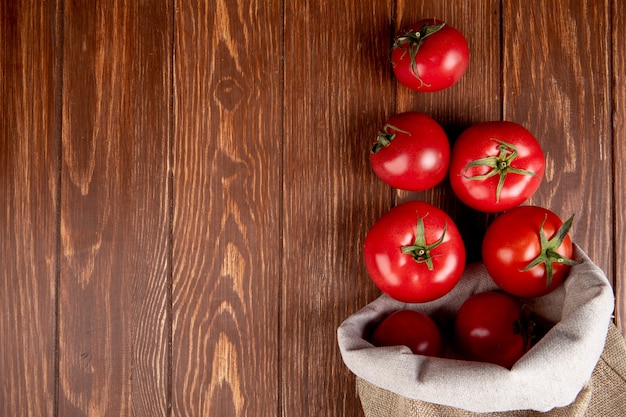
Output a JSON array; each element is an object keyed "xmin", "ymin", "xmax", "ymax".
[
  {"xmin": 613, "ymin": 0, "xmax": 625, "ymax": 337},
  {"xmin": 503, "ymin": 0, "xmax": 612, "ymax": 279},
  {"xmin": 282, "ymin": 1, "xmax": 394, "ymax": 415},
  {"xmin": 0, "ymin": 1, "xmax": 59, "ymax": 415},
  {"xmin": 1, "ymin": 1, "xmax": 624, "ymax": 416},
  {"xmin": 58, "ymin": 1, "xmax": 171, "ymax": 415},
  {"xmin": 172, "ymin": 0, "xmax": 282, "ymax": 415}
]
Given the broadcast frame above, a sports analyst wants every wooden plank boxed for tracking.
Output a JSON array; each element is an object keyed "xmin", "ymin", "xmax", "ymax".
[
  {"xmin": 58, "ymin": 1, "xmax": 171, "ymax": 415},
  {"xmin": 502, "ymin": 1, "xmax": 613, "ymax": 282},
  {"xmin": 171, "ymin": 0, "xmax": 282, "ymax": 415},
  {"xmin": 282, "ymin": 1, "xmax": 394, "ymax": 415},
  {"xmin": 0, "ymin": 1, "xmax": 59, "ymax": 416},
  {"xmin": 394, "ymin": 0, "xmax": 502, "ymax": 263},
  {"xmin": 613, "ymin": 0, "xmax": 625, "ymax": 337}
]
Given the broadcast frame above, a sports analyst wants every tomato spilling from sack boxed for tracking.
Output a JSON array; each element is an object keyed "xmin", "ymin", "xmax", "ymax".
[
  {"xmin": 370, "ymin": 112, "xmax": 450, "ymax": 191},
  {"xmin": 391, "ymin": 19, "xmax": 469, "ymax": 92},
  {"xmin": 364, "ymin": 201, "xmax": 466, "ymax": 303},
  {"xmin": 371, "ymin": 309, "xmax": 442, "ymax": 357},
  {"xmin": 482, "ymin": 206, "xmax": 578, "ymax": 298},
  {"xmin": 449, "ymin": 121, "xmax": 545, "ymax": 212},
  {"xmin": 454, "ymin": 291, "xmax": 537, "ymax": 369}
]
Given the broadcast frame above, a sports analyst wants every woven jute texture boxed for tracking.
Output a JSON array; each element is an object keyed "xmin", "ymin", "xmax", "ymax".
[{"xmin": 356, "ymin": 323, "xmax": 626, "ymax": 417}]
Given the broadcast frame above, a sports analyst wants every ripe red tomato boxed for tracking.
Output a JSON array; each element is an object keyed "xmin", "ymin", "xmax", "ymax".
[
  {"xmin": 454, "ymin": 291, "xmax": 534, "ymax": 368},
  {"xmin": 391, "ymin": 19, "xmax": 469, "ymax": 92},
  {"xmin": 449, "ymin": 121, "xmax": 545, "ymax": 212},
  {"xmin": 482, "ymin": 206, "xmax": 579, "ymax": 298},
  {"xmin": 369, "ymin": 112, "xmax": 450, "ymax": 191},
  {"xmin": 364, "ymin": 200, "xmax": 466, "ymax": 303},
  {"xmin": 371, "ymin": 309, "xmax": 442, "ymax": 356}
]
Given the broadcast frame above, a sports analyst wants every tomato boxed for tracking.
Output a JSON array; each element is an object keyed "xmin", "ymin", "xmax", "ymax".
[
  {"xmin": 449, "ymin": 121, "xmax": 545, "ymax": 212},
  {"xmin": 391, "ymin": 19, "xmax": 469, "ymax": 92},
  {"xmin": 364, "ymin": 200, "xmax": 466, "ymax": 303},
  {"xmin": 370, "ymin": 309, "xmax": 442, "ymax": 356},
  {"xmin": 370, "ymin": 112, "xmax": 450, "ymax": 191},
  {"xmin": 482, "ymin": 206, "xmax": 579, "ymax": 298},
  {"xmin": 454, "ymin": 291, "xmax": 534, "ymax": 368}
]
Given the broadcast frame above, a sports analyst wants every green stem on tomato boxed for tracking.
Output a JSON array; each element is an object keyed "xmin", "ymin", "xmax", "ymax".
[
  {"xmin": 514, "ymin": 304, "xmax": 538, "ymax": 353},
  {"xmin": 462, "ymin": 138, "xmax": 538, "ymax": 203},
  {"xmin": 520, "ymin": 214, "xmax": 581, "ymax": 287},
  {"xmin": 400, "ymin": 212, "xmax": 447, "ymax": 271},
  {"xmin": 392, "ymin": 21, "xmax": 445, "ymax": 87},
  {"xmin": 371, "ymin": 123, "xmax": 411, "ymax": 153}
]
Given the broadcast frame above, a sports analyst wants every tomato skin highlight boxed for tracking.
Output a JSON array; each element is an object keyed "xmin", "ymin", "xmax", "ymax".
[
  {"xmin": 449, "ymin": 121, "xmax": 545, "ymax": 213},
  {"xmin": 481, "ymin": 206, "xmax": 575, "ymax": 298},
  {"xmin": 371, "ymin": 309, "xmax": 442, "ymax": 357},
  {"xmin": 454, "ymin": 291, "xmax": 528, "ymax": 369},
  {"xmin": 364, "ymin": 201, "xmax": 466, "ymax": 303},
  {"xmin": 391, "ymin": 19, "xmax": 469, "ymax": 92},
  {"xmin": 370, "ymin": 112, "xmax": 450, "ymax": 191}
]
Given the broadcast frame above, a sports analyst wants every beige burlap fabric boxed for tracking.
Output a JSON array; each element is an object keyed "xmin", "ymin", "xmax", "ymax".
[
  {"xmin": 338, "ymin": 245, "xmax": 618, "ymax": 413},
  {"xmin": 356, "ymin": 323, "xmax": 626, "ymax": 417}
]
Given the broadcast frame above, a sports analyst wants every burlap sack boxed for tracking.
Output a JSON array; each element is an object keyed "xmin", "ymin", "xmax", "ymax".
[
  {"xmin": 355, "ymin": 322, "xmax": 626, "ymax": 416},
  {"xmin": 338, "ymin": 245, "xmax": 620, "ymax": 414}
]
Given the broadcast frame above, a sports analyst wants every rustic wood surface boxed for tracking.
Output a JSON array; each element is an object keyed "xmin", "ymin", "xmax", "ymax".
[{"xmin": 1, "ymin": 1, "xmax": 624, "ymax": 416}]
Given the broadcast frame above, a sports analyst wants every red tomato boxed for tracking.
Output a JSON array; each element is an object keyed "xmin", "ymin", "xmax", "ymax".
[
  {"xmin": 449, "ymin": 121, "xmax": 545, "ymax": 212},
  {"xmin": 371, "ymin": 309, "xmax": 442, "ymax": 356},
  {"xmin": 370, "ymin": 112, "xmax": 450, "ymax": 191},
  {"xmin": 364, "ymin": 201, "xmax": 466, "ymax": 303},
  {"xmin": 391, "ymin": 19, "xmax": 469, "ymax": 92},
  {"xmin": 482, "ymin": 206, "xmax": 579, "ymax": 298},
  {"xmin": 454, "ymin": 291, "xmax": 534, "ymax": 368}
]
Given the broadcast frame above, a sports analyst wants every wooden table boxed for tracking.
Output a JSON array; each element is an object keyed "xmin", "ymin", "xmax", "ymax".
[{"xmin": 2, "ymin": 1, "xmax": 624, "ymax": 416}]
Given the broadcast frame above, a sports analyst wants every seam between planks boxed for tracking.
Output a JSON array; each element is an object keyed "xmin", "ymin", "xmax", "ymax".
[
  {"xmin": 53, "ymin": 0, "xmax": 65, "ymax": 415},
  {"xmin": 279, "ymin": 1, "xmax": 285, "ymax": 415},
  {"xmin": 609, "ymin": 0, "xmax": 622, "ymax": 335},
  {"xmin": 168, "ymin": 0, "xmax": 175, "ymax": 415}
]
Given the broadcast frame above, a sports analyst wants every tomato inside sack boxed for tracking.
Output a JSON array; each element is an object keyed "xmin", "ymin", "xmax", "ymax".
[
  {"xmin": 370, "ymin": 309, "xmax": 442, "ymax": 357},
  {"xmin": 454, "ymin": 291, "xmax": 531, "ymax": 369},
  {"xmin": 364, "ymin": 201, "xmax": 466, "ymax": 303},
  {"xmin": 449, "ymin": 121, "xmax": 545, "ymax": 212},
  {"xmin": 482, "ymin": 206, "xmax": 578, "ymax": 298},
  {"xmin": 370, "ymin": 112, "xmax": 450, "ymax": 191},
  {"xmin": 391, "ymin": 19, "xmax": 469, "ymax": 92}
]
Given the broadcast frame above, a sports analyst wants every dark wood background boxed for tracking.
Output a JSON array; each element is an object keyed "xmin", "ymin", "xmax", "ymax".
[{"xmin": 1, "ymin": 0, "xmax": 624, "ymax": 416}]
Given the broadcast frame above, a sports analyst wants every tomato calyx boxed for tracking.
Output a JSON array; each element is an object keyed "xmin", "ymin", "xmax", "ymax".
[
  {"xmin": 462, "ymin": 139, "xmax": 538, "ymax": 203},
  {"xmin": 520, "ymin": 214, "xmax": 581, "ymax": 287},
  {"xmin": 400, "ymin": 213, "xmax": 447, "ymax": 271},
  {"xmin": 514, "ymin": 304, "xmax": 538, "ymax": 353},
  {"xmin": 392, "ymin": 21, "xmax": 446, "ymax": 88},
  {"xmin": 371, "ymin": 123, "xmax": 411, "ymax": 153}
]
